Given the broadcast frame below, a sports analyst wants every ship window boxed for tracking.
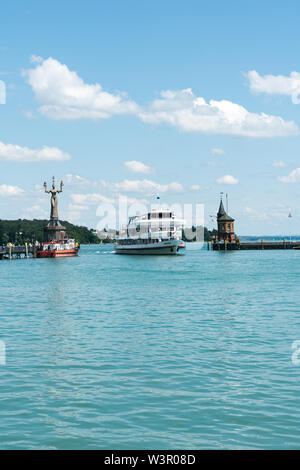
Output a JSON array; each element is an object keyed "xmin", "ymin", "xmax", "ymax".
[{"xmin": 159, "ymin": 213, "xmax": 162, "ymax": 218}]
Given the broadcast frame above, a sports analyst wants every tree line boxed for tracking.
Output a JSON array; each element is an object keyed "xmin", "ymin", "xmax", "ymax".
[
  {"xmin": 0, "ymin": 219, "xmax": 100, "ymax": 245},
  {"xmin": 0, "ymin": 220, "xmax": 218, "ymax": 245}
]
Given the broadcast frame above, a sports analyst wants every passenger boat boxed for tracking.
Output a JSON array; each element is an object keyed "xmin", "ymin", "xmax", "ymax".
[
  {"xmin": 36, "ymin": 239, "xmax": 79, "ymax": 258},
  {"xmin": 115, "ymin": 209, "xmax": 185, "ymax": 255}
]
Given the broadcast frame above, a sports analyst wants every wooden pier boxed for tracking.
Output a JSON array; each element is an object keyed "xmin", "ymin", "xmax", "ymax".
[
  {"xmin": 209, "ymin": 240, "xmax": 300, "ymax": 251},
  {"xmin": 0, "ymin": 244, "xmax": 37, "ymax": 260}
]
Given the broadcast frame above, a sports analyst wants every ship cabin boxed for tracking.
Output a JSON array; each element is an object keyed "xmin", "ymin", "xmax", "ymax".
[{"xmin": 122, "ymin": 209, "xmax": 184, "ymax": 243}]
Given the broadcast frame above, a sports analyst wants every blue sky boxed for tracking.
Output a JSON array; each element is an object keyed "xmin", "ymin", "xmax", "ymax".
[{"xmin": 1, "ymin": 0, "xmax": 300, "ymax": 235}]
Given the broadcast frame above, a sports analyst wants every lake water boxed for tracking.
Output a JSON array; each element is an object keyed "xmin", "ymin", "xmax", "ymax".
[{"xmin": 1, "ymin": 244, "xmax": 300, "ymax": 449}]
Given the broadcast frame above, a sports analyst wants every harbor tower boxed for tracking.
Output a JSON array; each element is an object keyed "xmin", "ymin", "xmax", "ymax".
[{"xmin": 217, "ymin": 197, "xmax": 236, "ymax": 243}]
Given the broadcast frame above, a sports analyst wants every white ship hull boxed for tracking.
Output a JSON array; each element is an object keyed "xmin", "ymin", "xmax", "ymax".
[{"xmin": 115, "ymin": 239, "xmax": 184, "ymax": 255}]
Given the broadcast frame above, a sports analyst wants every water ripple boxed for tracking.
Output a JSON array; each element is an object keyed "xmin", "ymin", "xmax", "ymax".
[{"xmin": 1, "ymin": 246, "xmax": 300, "ymax": 449}]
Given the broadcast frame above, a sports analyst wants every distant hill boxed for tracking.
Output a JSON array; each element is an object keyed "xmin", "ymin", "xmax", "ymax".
[{"xmin": 0, "ymin": 219, "xmax": 101, "ymax": 245}]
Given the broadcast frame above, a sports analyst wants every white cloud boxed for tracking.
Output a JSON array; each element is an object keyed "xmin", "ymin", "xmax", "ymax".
[
  {"xmin": 100, "ymin": 178, "xmax": 183, "ymax": 194},
  {"xmin": 245, "ymin": 206, "xmax": 291, "ymax": 221},
  {"xmin": 25, "ymin": 204, "xmax": 47, "ymax": 217},
  {"xmin": 245, "ymin": 207, "xmax": 268, "ymax": 220},
  {"xmin": 68, "ymin": 203, "xmax": 90, "ymax": 211},
  {"xmin": 71, "ymin": 193, "xmax": 114, "ymax": 204},
  {"xmin": 0, "ymin": 140, "xmax": 71, "ymax": 162},
  {"xmin": 0, "ymin": 184, "xmax": 24, "ymax": 196},
  {"xmin": 272, "ymin": 160, "xmax": 286, "ymax": 168},
  {"xmin": 190, "ymin": 184, "xmax": 201, "ymax": 191},
  {"xmin": 211, "ymin": 148, "xmax": 225, "ymax": 155},
  {"xmin": 245, "ymin": 207, "xmax": 256, "ymax": 215},
  {"xmin": 66, "ymin": 211, "xmax": 81, "ymax": 224},
  {"xmin": 247, "ymin": 70, "xmax": 300, "ymax": 104},
  {"xmin": 124, "ymin": 160, "xmax": 153, "ymax": 174},
  {"xmin": 30, "ymin": 55, "xmax": 43, "ymax": 64},
  {"xmin": 270, "ymin": 209, "xmax": 292, "ymax": 219},
  {"xmin": 278, "ymin": 168, "xmax": 300, "ymax": 183},
  {"xmin": 22, "ymin": 58, "xmax": 298, "ymax": 138},
  {"xmin": 64, "ymin": 174, "xmax": 181, "ymax": 199},
  {"xmin": 126, "ymin": 196, "xmax": 149, "ymax": 205},
  {"xmin": 22, "ymin": 109, "xmax": 36, "ymax": 119},
  {"xmin": 23, "ymin": 57, "xmax": 139, "ymax": 120},
  {"xmin": 216, "ymin": 174, "xmax": 239, "ymax": 185},
  {"xmin": 139, "ymin": 88, "xmax": 298, "ymax": 137},
  {"xmin": 65, "ymin": 174, "xmax": 92, "ymax": 186}
]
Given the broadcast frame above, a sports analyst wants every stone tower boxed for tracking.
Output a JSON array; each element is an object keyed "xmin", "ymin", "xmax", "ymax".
[{"xmin": 217, "ymin": 197, "xmax": 236, "ymax": 243}]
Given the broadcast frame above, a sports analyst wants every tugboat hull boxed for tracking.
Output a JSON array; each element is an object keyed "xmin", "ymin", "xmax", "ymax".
[{"xmin": 36, "ymin": 248, "xmax": 79, "ymax": 258}]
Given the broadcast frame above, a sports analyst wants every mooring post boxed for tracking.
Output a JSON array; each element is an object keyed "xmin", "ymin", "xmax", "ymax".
[{"xmin": 25, "ymin": 242, "xmax": 28, "ymax": 258}]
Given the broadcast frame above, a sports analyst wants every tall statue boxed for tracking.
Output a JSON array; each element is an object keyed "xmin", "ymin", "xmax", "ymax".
[{"xmin": 44, "ymin": 177, "xmax": 64, "ymax": 220}]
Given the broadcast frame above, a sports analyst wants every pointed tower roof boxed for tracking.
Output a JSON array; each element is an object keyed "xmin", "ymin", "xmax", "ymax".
[
  {"xmin": 217, "ymin": 198, "xmax": 234, "ymax": 222},
  {"xmin": 217, "ymin": 199, "xmax": 226, "ymax": 218}
]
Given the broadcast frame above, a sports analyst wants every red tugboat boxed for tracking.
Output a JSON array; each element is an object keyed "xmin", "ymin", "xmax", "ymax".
[{"xmin": 36, "ymin": 239, "xmax": 79, "ymax": 258}]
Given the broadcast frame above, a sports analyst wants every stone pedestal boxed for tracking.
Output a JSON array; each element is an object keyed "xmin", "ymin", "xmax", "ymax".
[{"xmin": 44, "ymin": 219, "xmax": 67, "ymax": 242}]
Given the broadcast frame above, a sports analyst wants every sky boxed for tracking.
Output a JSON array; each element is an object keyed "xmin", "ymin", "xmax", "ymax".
[{"xmin": 1, "ymin": 0, "xmax": 300, "ymax": 235}]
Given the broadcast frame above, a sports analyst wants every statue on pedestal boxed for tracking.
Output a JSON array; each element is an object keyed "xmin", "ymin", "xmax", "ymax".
[
  {"xmin": 44, "ymin": 177, "xmax": 64, "ymax": 220},
  {"xmin": 43, "ymin": 177, "xmax": 66, "ymax": 241}
]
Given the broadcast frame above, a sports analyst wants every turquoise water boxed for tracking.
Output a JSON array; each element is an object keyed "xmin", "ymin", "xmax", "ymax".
[{"xmin": 1, "ymin": 244, "xmax": 300, "ymax": 449}]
